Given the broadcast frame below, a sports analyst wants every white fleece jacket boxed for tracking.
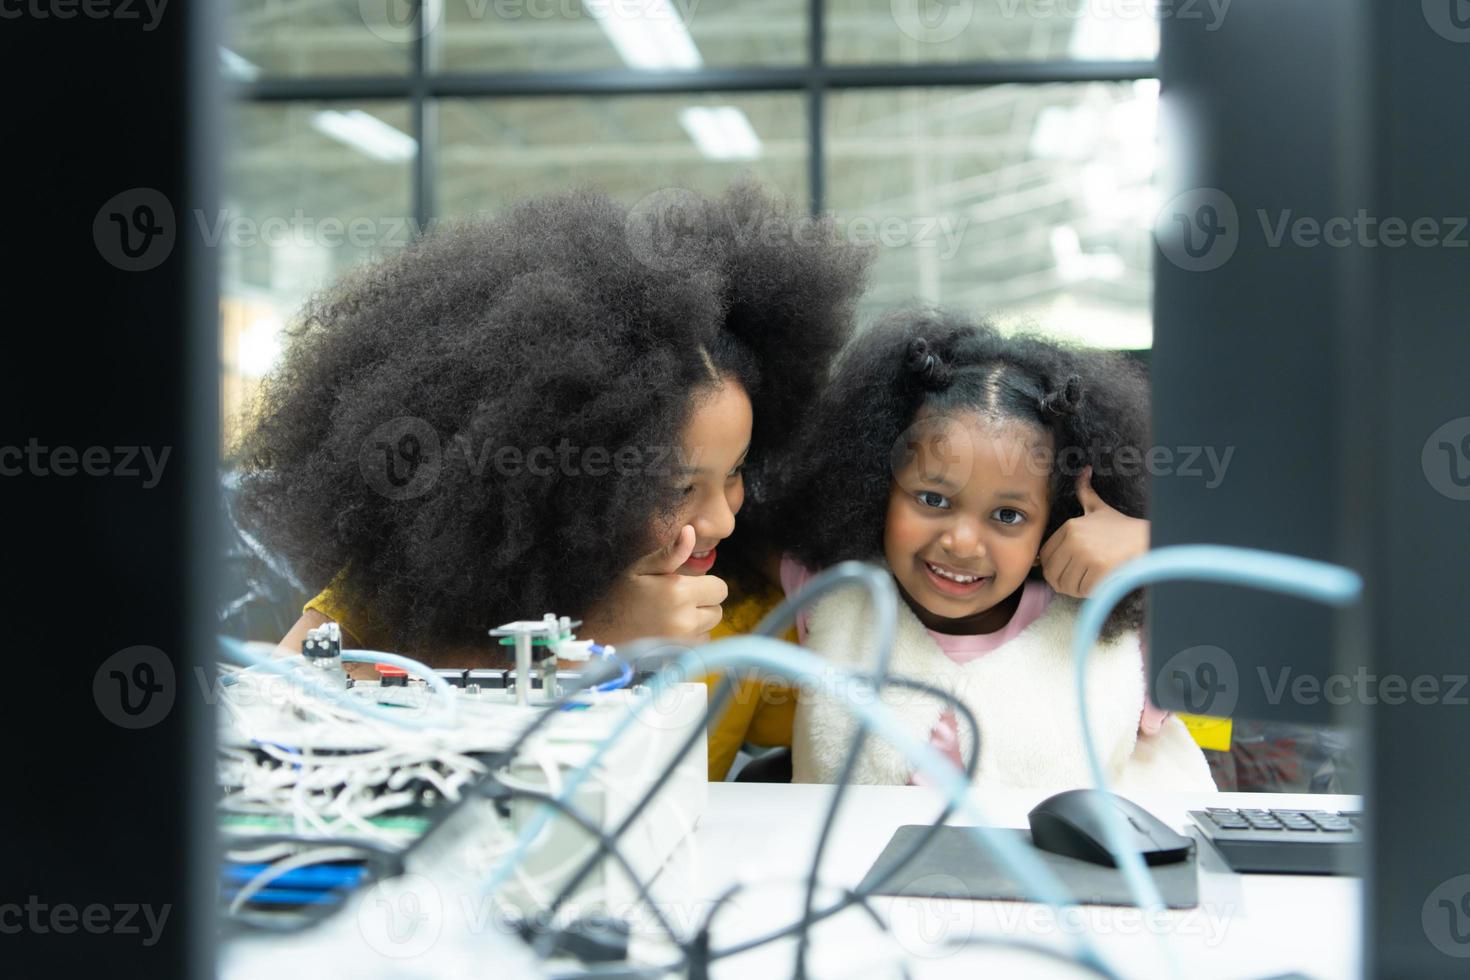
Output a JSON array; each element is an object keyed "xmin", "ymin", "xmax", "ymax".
[{"xmin": 790, "ymin": 583, "xmax": 1216, "ymax": 794}]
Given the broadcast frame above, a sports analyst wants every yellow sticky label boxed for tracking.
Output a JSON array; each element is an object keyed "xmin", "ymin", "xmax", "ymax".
[{"xmin": 1177, "ymin": 713, "xmax": 1233, "ymax": 751}]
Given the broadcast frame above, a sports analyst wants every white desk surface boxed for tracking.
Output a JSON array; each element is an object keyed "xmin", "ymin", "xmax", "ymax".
[{"xmin": 668, "ymin": 783, "xmax": 1362, "ymax": 979}]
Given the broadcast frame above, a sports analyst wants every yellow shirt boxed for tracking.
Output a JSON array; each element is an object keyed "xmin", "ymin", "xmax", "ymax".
[
  {"xmin": 303, "ymin": 573, "xmax": 381, "ymax": 645},
  {"xmin": 302, "ymin": 578, "xmax": 795, "ymax": 781},
  {"xmin": 702, "ymin": 584, "xmax": 797, "ymax": 781}
]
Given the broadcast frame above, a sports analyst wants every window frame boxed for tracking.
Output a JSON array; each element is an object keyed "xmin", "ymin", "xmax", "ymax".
[{"xmin": 235, "ymin": 1, "xmax": 1157, "ymax": 224}]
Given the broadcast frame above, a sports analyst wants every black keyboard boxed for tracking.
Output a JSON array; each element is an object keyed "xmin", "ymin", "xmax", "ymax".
[{"xmin": 1187, "ymin": 807, "xmax": 1363, "ymax": 875}]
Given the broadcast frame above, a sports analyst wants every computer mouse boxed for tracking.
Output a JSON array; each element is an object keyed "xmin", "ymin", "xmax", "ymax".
[{"xmin": 1028, "ymin": 788, "xmax": 1195, "ymax": 867}]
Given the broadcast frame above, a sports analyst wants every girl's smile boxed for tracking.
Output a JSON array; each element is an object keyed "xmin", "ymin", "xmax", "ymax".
[
  {"xmin": 919, "ymin": 557, "xmax": 992, "ymax": 596},
  {"xmin": 884, "ymin": 410, "xmax": 1053, "ymax": 634},
  {"xmin": 681, "ymin": 548, "xmax": 717, "ymax": 574}
]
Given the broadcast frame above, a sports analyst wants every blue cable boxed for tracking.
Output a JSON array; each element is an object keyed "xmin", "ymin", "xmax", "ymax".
[
  {"xmin": 222, "ymin": 887, "xmax": 349, "ymax": 907},
  {"xmin": 223, "ymin": 863, "xmax": 366, "ymax": 889},
  {"xmin": 588, "ymin": 643, "xmax": 633, "ymax": 693},
  {"xmin": 1069, "ymin": 545, "xmax": 1363, "ymax": 975}
]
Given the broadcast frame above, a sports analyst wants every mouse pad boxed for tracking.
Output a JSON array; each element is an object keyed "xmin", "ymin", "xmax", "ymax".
[{"xmin": 857, "ymin": 826, "xmax": 1199, "ymax": 909}]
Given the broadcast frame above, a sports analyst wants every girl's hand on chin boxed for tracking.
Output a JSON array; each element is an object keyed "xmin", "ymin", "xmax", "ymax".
[{"xmin": 582, "ymin": 525, "xmax": 729, "ymax": 647}]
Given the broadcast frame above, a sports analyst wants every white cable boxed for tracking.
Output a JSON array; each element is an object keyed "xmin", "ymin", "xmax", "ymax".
[
  {"xmin": 220, "ymin": 633, "xmax": 716, "ymax": 934},
  {"xmin": 225, "ymin": 841, "xmax": 299, "ymax": 862},
  {"xmin": 216, "ymin": 637, "xmax": 456, "ymax": 731},
  {"xmin": 217, "ymin": 653, "xmax": 501, "ymax": 847},
  {"xmin": 341, "ymin": 647, "xmax": 459, "ymax": 724}
]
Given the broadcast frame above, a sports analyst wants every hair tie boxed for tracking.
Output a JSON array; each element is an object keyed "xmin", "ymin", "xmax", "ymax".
[
  {"xmin": 1040, "ymin": 375, "xmax": 1083, "ymax": 416},
  {"xmin": 905, "ymin": 337, "xmax": 953, "ymax": 391}
]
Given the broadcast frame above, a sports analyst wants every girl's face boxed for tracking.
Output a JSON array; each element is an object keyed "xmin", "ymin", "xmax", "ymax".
[
  {"xmin": 671, "ymin": 378, "xmax": 752, "ymax": 575},
  {"xmin": 883, "ymin": 409, "xmax": 1052, "ymax": 632}
]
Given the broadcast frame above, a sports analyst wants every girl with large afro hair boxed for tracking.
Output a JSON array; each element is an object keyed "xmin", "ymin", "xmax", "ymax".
[{"xmin": 233, "ymin": 182, "xmax": 870, "ymax": 664}]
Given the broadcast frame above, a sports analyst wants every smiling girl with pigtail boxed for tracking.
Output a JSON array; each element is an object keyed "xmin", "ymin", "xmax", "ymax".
[{"xmin": 778, "ymin": 310, "xmax": 1214, "ymax": 792}]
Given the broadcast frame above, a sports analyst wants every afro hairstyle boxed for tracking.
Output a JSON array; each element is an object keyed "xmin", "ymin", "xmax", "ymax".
[
  {"xmin": 233, "ymin": 182, "xmax": 870, "ymax": 653},
  {"xmin": 689, "ymin": 180, "xmax": 873, "ymax": 584},
  {"xmin": 234, "ymin": 188, "xmax": 732, "ymax": 653},
  {"xmin": 777, "ymin": 308, "xmax": 1151, "ymax": 638}
]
